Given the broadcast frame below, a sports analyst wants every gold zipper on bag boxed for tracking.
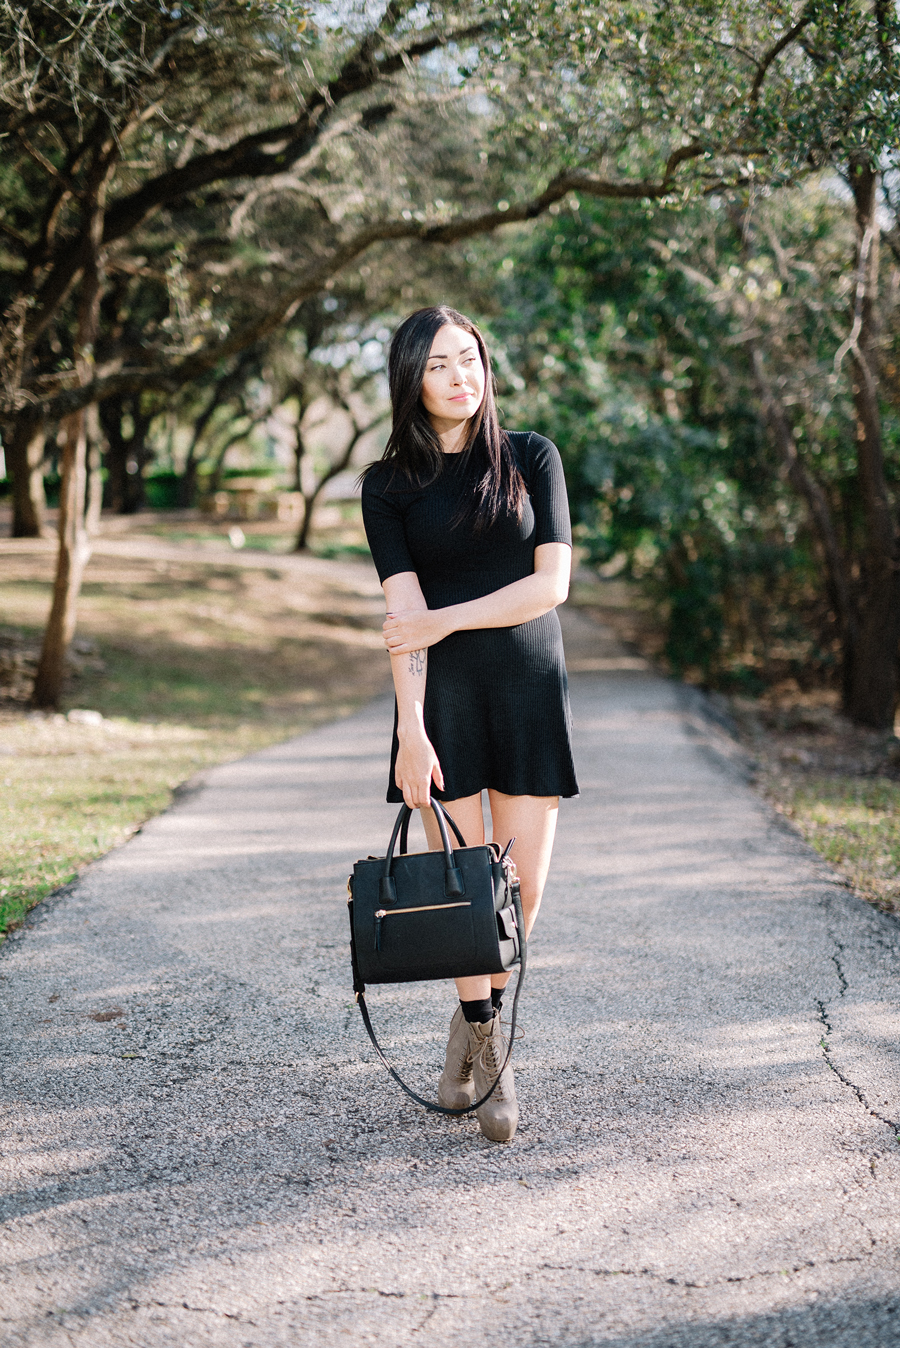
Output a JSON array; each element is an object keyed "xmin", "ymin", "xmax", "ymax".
[{"xmin": 374, "ymin": 901, "xmax": 471, "ymax": 951}]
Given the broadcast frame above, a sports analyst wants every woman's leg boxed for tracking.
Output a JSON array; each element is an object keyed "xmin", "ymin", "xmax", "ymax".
[
  {"xmin": 420, "ymin": 794, "xmax": 486, "ymax": 851},
  {"xmin": 446, "ymin": 792, "xmax": 558, "ymax": 1140},
  {"xmin": 486, "ymin": 791, "xmax": 559, "ymax": 993},
  {"xmin": 423, "ymin": 792, "xmax": 559, "ymax": 1000},
  {"xmin": 428, "ymin": 792, "xmax": 557, "ymax": 1139}
]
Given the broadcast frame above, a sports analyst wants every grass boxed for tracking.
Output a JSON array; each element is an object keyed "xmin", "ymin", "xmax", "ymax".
[
  {"xmin": 727, "ymin": 692, "xmax": 900, "ymax": 920},
  {"xmin": 0, "ymin": 718, "xmax": 238, "ymax": 934},
  {"xmin": 127, "ymin": 499, "xmax": 368, "ymax": 559},
  {"xmin": 770, "ymin": 775, "xmax": 900, "ymax": 916},
  {"xmin": 0, "ymin": 531, "xmax": 388, "ymax": 939}
]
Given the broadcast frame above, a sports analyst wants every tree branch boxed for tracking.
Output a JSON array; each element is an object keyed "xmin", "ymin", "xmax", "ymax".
[
  {"xmin": 874, "ymin": 0, "xmax": 894, "ymax": 72},
  {"xmin": 10, "ymin": 14, "xmax": 491, "ymax": 365},
  {"xmin": 661, "ymin": 143, "xmax": 704, "ymax": 182},
  {"xmin": 0, "ymin": 217, "xmax": 33, "ymax": 249},
  {"xmin": 750, "ymin": 5, "xmax": 816, "ymax": 104},
  {"xmin": 16, "ymin": 131, "xmax": 78, "ymax": 192},
  {"xmin": 25, "ymin": 156, "xmax": 728, "ymax": 422},
  {"xmin": 100, "ymin": 22, "xmax": 490, "ymax": 247}
]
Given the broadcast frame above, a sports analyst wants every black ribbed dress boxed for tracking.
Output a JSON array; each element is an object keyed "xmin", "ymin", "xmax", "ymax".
[{"xmin": 361, "ymin": 430, "xmax": 579, "ymax": 804}]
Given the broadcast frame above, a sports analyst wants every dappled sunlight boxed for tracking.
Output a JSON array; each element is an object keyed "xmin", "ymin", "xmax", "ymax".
[{"xmin": 3, "ymin": 651, "xmax": 900, "ymax": 1346}]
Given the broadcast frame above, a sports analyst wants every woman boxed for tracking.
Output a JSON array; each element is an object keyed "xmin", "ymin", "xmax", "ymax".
[{"xmin": 361, "ymin": 305, "xmax": 578, "ymax": 1144}]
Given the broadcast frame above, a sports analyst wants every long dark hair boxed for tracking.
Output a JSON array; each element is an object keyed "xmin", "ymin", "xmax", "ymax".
[{"xmin": 367, "ymin": 305, "xmax": 525, "ymax": 531}]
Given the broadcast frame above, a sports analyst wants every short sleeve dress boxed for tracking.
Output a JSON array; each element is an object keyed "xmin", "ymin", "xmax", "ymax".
[{"xmin": 361, "ymin": 430, "xmax": 579, "ymax": 803}]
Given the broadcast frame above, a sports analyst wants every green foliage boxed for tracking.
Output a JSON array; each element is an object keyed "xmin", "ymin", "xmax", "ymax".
[
  {"xmin": 487, "ymin": 189, "xmax": 847, "ymax": 688},
  {"xmin": 3, "ymin": 0, "xmax": 899, "ymax": 712},
  {"xmin": 144, "ymin": 470, "xmax": 181, "ymax": 507},
  {"xmin": 492, "ymin": 1, "xmax": 900, "ymax": 190}
]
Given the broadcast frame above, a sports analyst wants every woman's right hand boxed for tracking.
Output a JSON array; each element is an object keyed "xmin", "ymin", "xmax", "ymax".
[{"xmin": 395, "ymin": 728, "xmax": 445, "ymax": 809}]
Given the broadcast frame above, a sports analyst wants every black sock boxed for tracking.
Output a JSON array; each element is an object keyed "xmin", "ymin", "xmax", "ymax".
[
  {"xmin": 460, "ymin": 996, "xmax": 494, "ymax": 1024},
  {"xmin": 491, "ymin": 987, "xmax": 505, "ymax": 1011}
]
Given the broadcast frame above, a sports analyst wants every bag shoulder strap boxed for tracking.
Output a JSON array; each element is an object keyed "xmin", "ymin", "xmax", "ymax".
[{"xmin": 353, "ymin": 883, "xmax": 526, "ymax": 1116}]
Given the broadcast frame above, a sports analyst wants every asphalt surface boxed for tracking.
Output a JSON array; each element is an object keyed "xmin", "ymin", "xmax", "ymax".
[{"xmin": 2, "ymin": 610, "xmax": 900, "ymax": 1347}]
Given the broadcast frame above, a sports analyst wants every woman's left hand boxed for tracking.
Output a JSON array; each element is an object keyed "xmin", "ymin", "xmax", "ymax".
[{"xmin": 383, "ymin": 608, "xmax": 450, "ymax": 656}]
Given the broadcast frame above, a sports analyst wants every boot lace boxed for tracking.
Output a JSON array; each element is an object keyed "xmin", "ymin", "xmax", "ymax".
[
  {"xmin": 453, "ymin": 1041, "xmax": 474, "ymax": 1079},
  {"xmin": 475, "ymin": 1029, "xmax": 508, "ymax": 1099}
]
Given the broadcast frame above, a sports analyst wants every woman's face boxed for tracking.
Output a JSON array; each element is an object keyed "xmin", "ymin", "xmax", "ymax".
[{"xmin": 420, "ymin": 324, "xmax": 485, "ymax": 430}]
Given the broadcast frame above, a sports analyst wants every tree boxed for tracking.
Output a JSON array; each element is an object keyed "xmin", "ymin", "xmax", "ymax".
[
  {"xmin": 485, "ymin": 195, "xmax": 810, "ymax": 690},
  {"xmin": 482, "ymin": 174, "xmax": 897, "ymax": 704},
  {"xmin": 683, "ymin": 178, "xmax": 900, "ymax": 726},
  {"xmin": 842, "ymin": 156, "xmax": 900, "ymax": 726},
  {"xmin": 99, "ymin": 394, "xmax": 156, "ymax": 514},
  {"xmin": 3, "ymin": 0, "xmax": 897, "ymax": 711},
  {"xmin": 489, "ymin": 1, "xmax": 900, "ymax": 725},
  {"xmin": 2, "ymin": 0, "xmax": 519, "ymax": 704},
  {"xmin": 287, "ymin": 345, "xmax": 389, "ymax": 552},
  {"xmin": 4, "ymin": 411, "xmax": 48, "ymax": 536}
]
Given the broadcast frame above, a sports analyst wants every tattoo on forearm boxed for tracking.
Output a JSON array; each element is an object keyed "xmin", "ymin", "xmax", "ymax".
[{"xmin": 408, "ymin": 649, "xmax": 426, "ymax": 676}]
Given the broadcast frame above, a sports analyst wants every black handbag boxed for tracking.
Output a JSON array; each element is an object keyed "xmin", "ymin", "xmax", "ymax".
[{"xmin": 347, "ymin": 796, "xmax": 526, "ymax": 1114}]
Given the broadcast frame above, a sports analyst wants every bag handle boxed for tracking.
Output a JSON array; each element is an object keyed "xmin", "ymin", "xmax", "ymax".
[
  {"xmin": 397, "ymin": 799, "xmax": 467, "ymax": 857},
  {"xmin": 352, "ymin": 879, "xmax": 526, "ymax": 1116},
  {"xmin": 380, "ymin": 797, "xmax": 466, "ymax": 906}
]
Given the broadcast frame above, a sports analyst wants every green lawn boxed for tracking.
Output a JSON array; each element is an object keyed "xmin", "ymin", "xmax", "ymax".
[
  {"xmin": 772, "ymin": 775, "xmax": 900, "ymax": 916},
  {"xmin": 0, "ymin": 718, "xmax": 240, "ymax": 934},
  {"xmin": 0, "ymin": 542, "xmax": 387, "ymax": 938}
]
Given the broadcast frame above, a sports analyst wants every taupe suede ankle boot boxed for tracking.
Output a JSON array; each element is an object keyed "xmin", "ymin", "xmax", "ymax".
[
  {"xmin": 437, "ymin": 1004, "xmax": 475, "ymax": 1109},
  {"xmin": 470, "ymin": 1011, "xmax": 518, "ymax": 1142}
]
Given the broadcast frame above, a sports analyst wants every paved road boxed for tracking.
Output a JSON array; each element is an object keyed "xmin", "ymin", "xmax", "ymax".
[{"xmin": 2, "ymin": 613, "xmax": 900, "ymax": 1347}]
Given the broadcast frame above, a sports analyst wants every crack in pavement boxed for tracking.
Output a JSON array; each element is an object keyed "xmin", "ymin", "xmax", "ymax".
[
  {"xmin": 830, "ymin": 948, "xmax": 849, "ymax": 997},
  {"xmin": 815, "ymin": 999, "xmax": 900, "ymax": 1140},
  {"xmin": 530, "ymin": 1254, "xmax": 871, "ymax": 1289},
  {"xmin": 811, "ymin": 913, "xmax": 900, "ymax": 1143},
  {"xmin": 147, "ymin": 1301, "xmax": 254, "ymax": 1321}
]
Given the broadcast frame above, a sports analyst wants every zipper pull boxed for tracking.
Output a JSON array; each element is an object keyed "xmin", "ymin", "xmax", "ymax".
[
  {"xmin": 500, "ymin": 836, "xmax": 516, "ymax": 863},
  {"xmin": 374, "ymin": 909, "xmax": 386, "ymax": 952}
]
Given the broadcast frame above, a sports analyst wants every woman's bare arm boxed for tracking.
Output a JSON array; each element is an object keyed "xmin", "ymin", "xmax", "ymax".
[
  {"xmin": 382, "ymin": 542, "xmax": 571, "ymax": 658},
  {"xmin": 382, "ymin": 571, "xmax": 444, "ymax": 808}
]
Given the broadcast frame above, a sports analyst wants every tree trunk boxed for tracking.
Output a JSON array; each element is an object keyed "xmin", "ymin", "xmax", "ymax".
[
  {"xmin": 177, "ymin": 358, "xmax": 251, "ymax": 507},
  {"xmin": 292, "ymin": 401, "xmax": 385, "ymax": 552},
  {"xmin": 749, "ymin": 345, "xmax": 859, "ymax": 687},
  {"xmin": 843, "ymin": 160, "xmax": 900, "ymax": 729},
  {"xmin": 31, "ymin": 409, "xmax": 92, "ymax": 709},
  {"xmin": 31, "ymin": 173, "xmax": 107, "ymax": 710},
  {"xmin": 293, "ymin": 424, "xmax": 305, "ymax": 493},
  {"xmin": 100, "ymin": 398, "xmax": 129, "ymax": 513},
  {"xmin": 178, "ymin": 455, "xmax": 199, "ymax": 509},
  {"xmin": 294, "ymin": 493, "xmax": 316, "ymax": 550},
  {"xmin": 101, "ymin": 396, "xmax": 153, "ymax": 514},
  {"xmin": 85, "ymin": 403, "xmax": 104, "ymax": 535},
  {"xmin": 5, "ymin": 412, "xmax": 48, "ymax": 537}
]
